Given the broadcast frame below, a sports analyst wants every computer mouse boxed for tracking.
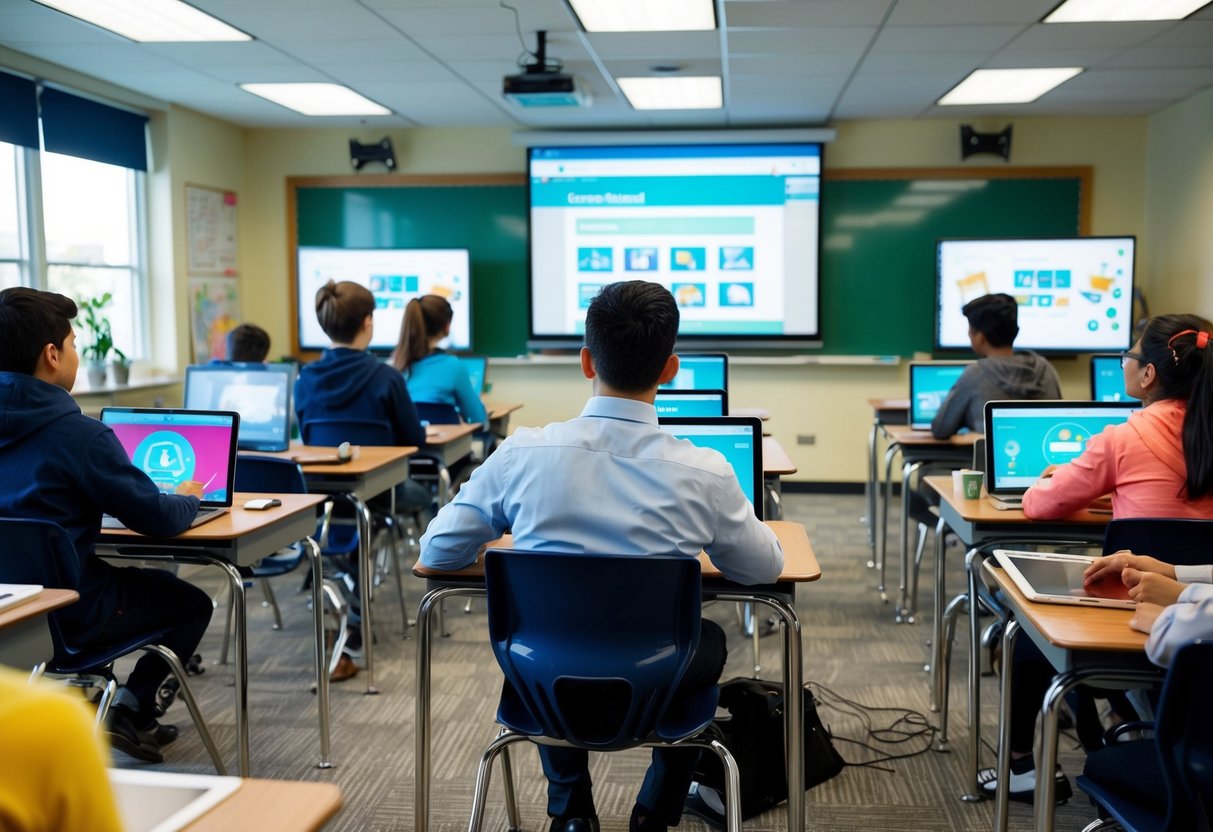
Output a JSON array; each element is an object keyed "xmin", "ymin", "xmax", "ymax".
[{"xmin": 337, "ymin": 441, "xmax": 353, "ymax": 461}]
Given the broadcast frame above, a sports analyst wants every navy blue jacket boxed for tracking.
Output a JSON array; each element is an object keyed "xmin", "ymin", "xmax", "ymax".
[
  {"xmin": 0, "ymin": 372, "xmax": 200, "ymax": 629},
  {"xmin": 294, "ymin": 348, "xmax": 425, "ymax": 447}
]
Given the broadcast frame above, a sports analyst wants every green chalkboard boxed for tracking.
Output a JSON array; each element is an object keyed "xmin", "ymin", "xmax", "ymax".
[{"xmin": 289, "ymin": 168, "xmax": 1088, "ymax": 357}]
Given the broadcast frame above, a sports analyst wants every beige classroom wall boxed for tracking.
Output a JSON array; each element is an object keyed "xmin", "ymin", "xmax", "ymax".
[
  {"xmin": 239, "ymin": 117, "xmax": 1148, "ymax": 483},
  {"xmin": 1144, "ymin": 88, "xmax": 1213, "ymax": 318}
]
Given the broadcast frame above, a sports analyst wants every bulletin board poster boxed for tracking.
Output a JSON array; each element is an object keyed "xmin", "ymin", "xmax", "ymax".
[
  {"xmin": 189, "ymin": 277, "xmax": 240, "ymax": 363},
  {"xmin": 186, "ymin": 184, "xmax": 239, "ymax": 276}
]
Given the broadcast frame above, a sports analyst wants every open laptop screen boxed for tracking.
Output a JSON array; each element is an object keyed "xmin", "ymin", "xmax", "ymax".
[
  {"xmin": 184, "ymin": 363, "xmax": 294, "ymax": 452},
  {"xmin": 657, "ymin": 416, "xmax": 762, "ymax": 519},
  {"xmin": 1090, "ymin": 354, "xmax": 1130, "ymax": 402},
  {"xmin": 984, "ymin": 401, "xmax": 1138, "ymax": 495},
  {"xmin": 909, "ymin": 362, "xmax": 970, "ymax": 430},
  {"xmin": 100, "ymin": 408, "xmax": 240, "ymax": 507},
  {"xmin": 655, "ymin": 390, "xmax": 728, "ymax": 418},
  {"xmin": 456, "ymin": 355, "xmax": 489, "ymax": 395},
  {"xmin": 661, "ymin": 354, "xmax": 728, "ymax": 392}
]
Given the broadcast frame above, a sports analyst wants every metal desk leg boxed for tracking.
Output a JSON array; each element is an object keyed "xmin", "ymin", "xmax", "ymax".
[
  {"xmin": 962, "ymin": 547, "xmax": 983, "ymax": 801},
  {"xmin": 865, "ymin": 416, "xmax": 879, "ymax": 557},
  {"xmin": 994, "ymin": 619, "xmax": 1020, "ymax": 832},
  {"xmin": 304, "ymin": 536, "xmax": 333, "ymax": 768},
  {"xmin": 896, "ymin": 460, "xmax": 921, "ymax": 622},
  {"xmin": 929, "ymin": 515, "xmax": 949, "ymax": 710},
  {"xmin": 415, "ymin": 585, "xmax": 484, "ymax": 832},
  {"xmin": 349, "ymin": 494, "xmax": 378, "ymax": 695},
  {"xmin": 203, "ymin": 557, "xmax": 250, "ymax": 776},
  {"xmin": 878, "ymin": 443, "xmax": 900, "ymax": 596}
]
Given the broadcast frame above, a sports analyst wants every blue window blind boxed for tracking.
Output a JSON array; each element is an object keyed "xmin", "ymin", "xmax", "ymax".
[
  {"xmin": 0, "ymin": 70, "xmax": 39, "ymax": 149},
  {"xmin": 40, "ymin": 87, "xmax": 149, "ymax": 171}
]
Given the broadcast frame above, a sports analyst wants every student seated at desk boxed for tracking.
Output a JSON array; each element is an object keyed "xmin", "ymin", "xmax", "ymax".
[
  {"xmin": 0, "ymin": 288, "xmax": 211, "ymax": 763},
  {"xmin": 981, "ymin": 316, "xmax": 1213, "ymax": 802},
  {"xmin": 0, "ymin": 666, "xmax": 122, "ymax": 832},
  {"xmin": 226, "ymin": 322, "xmax": 271, "ymax": 363},
  {"xmin": 391, "ymin": 294, "xmax": 486, "ymax": 428},
  {"xmin": 931, "ymin": 293, "xmax": 1061, "ymax": 439},
  {"xmin": 1023, "ymin": 314, "xmax": 1213, "ymax": 519},
  {"xmin": 420, "ymin": 280, "xmax": 782, "ymax": 832}
]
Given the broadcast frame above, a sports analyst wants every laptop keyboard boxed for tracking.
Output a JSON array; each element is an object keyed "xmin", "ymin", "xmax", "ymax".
[{"xmin": 101, "ymin": 508, "xmax": 225, "ymax": 530}]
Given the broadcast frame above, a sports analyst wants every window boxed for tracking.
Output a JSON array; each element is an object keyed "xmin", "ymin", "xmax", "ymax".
[{"xmin": 0, "ymin": 142, "xmax": 26, "ymax": 291}]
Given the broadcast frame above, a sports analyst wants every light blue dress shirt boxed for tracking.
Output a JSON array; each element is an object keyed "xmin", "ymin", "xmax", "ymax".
[
  {"xmin": 404, "ymin": 352, "xmax": 487, "ymax": 426},
  {"xmin": 1148, "ymin": 578, "xmax": 1213, "ymax": 666},
  {"xmin": 420, "ymin": 396, "xmax": 783, "ymax": 585}
]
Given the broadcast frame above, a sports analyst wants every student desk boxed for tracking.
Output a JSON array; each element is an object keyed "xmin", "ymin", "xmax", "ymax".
[
  {"xmin": 880, "ymin": 426, "xmax": 979, "ymax": 622},
  {"xmin": 180, "ymin": 777, "xmax": 343, "ymax": 831},
  {"xmin": 0, "ymin": 588, "xmax": 78, "ymax": 669},
  {"xmin": 411, "ymin": 521, "xmax": 821, "ymax": 832},
  {"xmin": 484, "ymin": 400, "xmax": 523, "ymax": 440},
  {"xmin": 97, "ymin": 493, "xmax": 329, "ymax": 776},
  {"xmin": 865, "ymin": 398, "xmax": 908, "ymax": 556},
  {"xmin": 984, "ymin": 563, "xmax": 1158, "ymax": 832},
  {"xmin": 923, "ymin": 474, "xmax": 1110, "ymax": 802},
  {"xmin": 422, "ymin": 422, "xmax": 480, "ymax": 505},
  {"xmin": 762, "ymin": 435, "xmax": 796, "ymax": 521},
  {"xmin": 259, "ymin": 445, "xmax": 416, "ymax": 696},
  {"xmin": 730, "ymin": 406, "xmax": 770, "ymax": 420}
]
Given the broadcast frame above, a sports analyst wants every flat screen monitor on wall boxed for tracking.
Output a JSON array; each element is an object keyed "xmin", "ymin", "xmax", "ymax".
[
  {"xmin": 936, "ymin": 236, "xmax": 1135, "ymax": 354},
  {"xmin": 527, "ymin": 142, "xmax": 822, "ymax": 349},
  {"xmin": 297, "ymin": 247, "xmax": 471, "ymax": 353}
]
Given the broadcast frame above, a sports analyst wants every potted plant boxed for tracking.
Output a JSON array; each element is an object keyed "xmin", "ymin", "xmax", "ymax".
[{"xmin": 78, "ymin": 293, "xmax": 128, "ymax": 386}]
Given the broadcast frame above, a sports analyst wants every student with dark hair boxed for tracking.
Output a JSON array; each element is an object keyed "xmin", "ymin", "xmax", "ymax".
[
  {"xmin": 0, "ymin": 287, "xmax": 210, "ymax": 764},
  {"xmin": 226, "ymin": 323, "xmax": 271, "ymax": 363},
  {"xmin": 931, "ymin": 292, "xmax": 1062, "ymax": 439},
  {"xmin": 421, "ymin": 280, "xmax": 782, "ymax": 832},
  {"xmin": 391, "ymin": 294, "xmax": 485, "ymax": 426}
]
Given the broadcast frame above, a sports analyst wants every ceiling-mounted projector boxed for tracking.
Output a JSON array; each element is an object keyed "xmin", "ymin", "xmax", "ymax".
[{"xmin": 502, "ymin": 30, "xmax": 591, "ymax": 108}]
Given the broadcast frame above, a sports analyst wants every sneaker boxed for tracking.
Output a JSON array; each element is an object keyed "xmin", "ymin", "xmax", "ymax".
[
  {"xmin": 330, "ymin": 654, "xmax": 360, "ymax": 683},
  {"xmin": 682, "ymin": 783, "xmax": 725, "ymax": 831},
  {"xmin": 549, "ymin": 816, "xmax": 599, "ymax": 832},
  {"xmin": 977, "ymin": 764, "xmax": 1072, "ymax": 804},
  {"xmin": 106, "ymin": 706, "xmax": 164, "ymax": 764}
]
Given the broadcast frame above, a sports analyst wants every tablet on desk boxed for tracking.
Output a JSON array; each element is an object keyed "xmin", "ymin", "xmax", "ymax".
[
  {"xmin": 0, "ymin": 583, "xmax": 42, "ymax": 612},
  {"xmin": 993, "ymin": 549, "xmax": 1135, "ymax": 609}
]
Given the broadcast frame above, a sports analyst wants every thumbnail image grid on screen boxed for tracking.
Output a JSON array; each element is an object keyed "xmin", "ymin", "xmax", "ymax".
[
  {"xmin": 936, "ymin": 236, "xmax": 1135, "ymax": 353},
  {"xmin": 528, "ymin": 143, "xmax": 821, "ymax": 348},
  {"xmin": 297, "ymin": 247, "xmax": 471, "ymax": 352}
]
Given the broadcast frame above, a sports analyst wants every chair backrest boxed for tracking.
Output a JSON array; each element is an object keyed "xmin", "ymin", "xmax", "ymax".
[
  {"xmin": 1155, "ymin": 641, "xmax": 1213, "ymax": 831},
  {"xmin": 415, "ymin": 402, "xmax": 461, "ymax": 426},
  {"xmin": 0, "ymin": 518, "xmax": 83, "ymax": 659},
  {"xmin": 1103, "ymin": 519, "xmax": 1213, "ymax": 566},
  {"xmin": 235, "ymin": 455, "xmax": 309, "ymax": 493},
  {"xmin": 301, "ymin": 418, "xmax": 393, "ymax": 446},
  {"xmin": 971, "ymin": 437, "xmax": 986, "ymax": 475},
  {"xmin": 484, "ymin": 549, "xmax": 703, "ymax": 749}
]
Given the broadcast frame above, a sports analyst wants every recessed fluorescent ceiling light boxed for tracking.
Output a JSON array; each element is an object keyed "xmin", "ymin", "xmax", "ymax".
[
  {"xmin": 33, "ymin": 0, "xmax": 250, "ymax": 42},
  {"xmin": 618, "ymin": 77, "xmax": 722, "ymax": 110},
  {"xmin": 938, "ymin": 68, "xmax": 1082, "ymax": 105},
  {"xmin": 240, "ymin": 84, "xmax": 391, "ymax": 116},
  {"xmin": 569, "ymin": 0, "xmax": 715, "ymax": 31},
  {"xmin": 1044, "ymin": 0, "xmax": 1212, "ymax": 22}
]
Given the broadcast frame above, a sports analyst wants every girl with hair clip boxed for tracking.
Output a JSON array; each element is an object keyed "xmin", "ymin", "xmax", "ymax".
[
  {"xmin": 391, "ymin": 294, "xmax": 486, "ymax": 428},
  {"xmin": 981, "ymin": 314, "xmax": 1213, "ymax": 803}
]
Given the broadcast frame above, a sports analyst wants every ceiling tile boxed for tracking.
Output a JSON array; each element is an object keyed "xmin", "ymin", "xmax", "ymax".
[
  {"xmin": 728, "ymin": 27, "xmax": 875, "ymax": 55},
  {"xmin": 584, "ymin": 31, "xmax": 722, "ymax": 60},
  {"xmin": 725, "ymin": 0, "xmax": 895, "ymax": 28},
  {"xmin": 872, "ymin": 25, "xmax": 1022, "ymax": 52},
  {"xmin": 1099, "ymin": 46, "xmax": 1213, "ymax": 69},
  {"xmin": 887, "ymin": 0, "xmax": 1055, "ymax": 25},
  {"xmin": 1006, "ymin": 21, "xmax": 1174, "ymax": 51}
]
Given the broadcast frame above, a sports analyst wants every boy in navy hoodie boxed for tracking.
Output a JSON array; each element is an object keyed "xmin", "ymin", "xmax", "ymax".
[{"xmin": 0, "ymin": 288, "xmax": 212, "ymax": 763}]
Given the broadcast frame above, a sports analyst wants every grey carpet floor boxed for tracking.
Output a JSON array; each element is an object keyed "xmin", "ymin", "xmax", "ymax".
[{"xmin": 115, "ymin": 492, "xmax": 1104, "ymax": 830}]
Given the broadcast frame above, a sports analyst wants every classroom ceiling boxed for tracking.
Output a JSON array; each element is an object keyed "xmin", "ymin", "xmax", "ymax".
[{"xmin": 1, "ymin": 0, "xmax": 1212, "ymax": 129}]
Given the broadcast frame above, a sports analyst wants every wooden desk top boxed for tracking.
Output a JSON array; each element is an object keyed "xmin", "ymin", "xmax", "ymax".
[
  {"xmin": 985, "ymin": 562, "xmax": 1145, "ymax": 653},
  {"xmin": 763, "ymin": 436, "xmax": 797, "ymax": 476},
  {"xmin": 98, "ymin": 493, "xmax": 326, "ymax": 542},
  {"xmin": 257, "ymin": 445, "xmax": 417, "ymax": 475},
  {"xmin": 868, "ymin": 398, "xmax": 909, "ymax": 411},
  {"xmin": 484, "ymin": 401, "xmax": 523, "ymax": 419},
  {"xmin": 925, "ymin": 475, "xmax": 1109, "ymax": 526},
  {"xmin": 183, "ymin": 778, "xmax": 342, "ymax": 831},
  {"xmin": 413, "ymin": 521, "xmax": 820, "ymax": 583},
  {"xmin": 71, "ymin": 375, "xmax": 181, "ymax": 396},
  {"xmin": 884, "ymin": 424, "xmax": 982, "ymax": 447},
  {"xmin": 424, "ymin": 422, "xmax": 479, "ymax": 444},
  {"xmin": 0, "ymin": 588, "xmax": 78, "ymax": 630}
]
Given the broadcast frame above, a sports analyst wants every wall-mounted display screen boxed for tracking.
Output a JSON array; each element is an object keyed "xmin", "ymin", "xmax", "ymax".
[
  {"xmin": 528, "ymin": 143, "xmax": 822, "ymax": 348},
  {"xmin": 297, "ymin": 247, "xmax": 470, "ymax": 352}
]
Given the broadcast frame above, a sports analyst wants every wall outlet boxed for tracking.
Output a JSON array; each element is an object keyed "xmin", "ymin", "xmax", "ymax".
[{"xmin": 796, "ymin": 434, "xmax": 816, "ymax": 445}]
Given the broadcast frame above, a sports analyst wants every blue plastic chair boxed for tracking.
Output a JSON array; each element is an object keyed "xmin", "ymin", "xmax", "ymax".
[
  {"xmin": 1103, "ymin": 518, "xmax": 1213, "ymax": 563},
  {"xmin": 0, "ymin": 517, "xmax": 226, "ymax": 773},
  {"xmin": 1076, "ymin": 640, "xmax": 1213, "ymax": 832},
  {"xmin": 416, "ymin": 402, "xmax": 461, "ymax": 426},
  {"xmin": 466, "ymin": 549, "xmax": 741, "ymax": 831}
]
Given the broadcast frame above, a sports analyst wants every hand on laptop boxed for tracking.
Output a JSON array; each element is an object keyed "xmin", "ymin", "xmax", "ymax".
[
  {"xmin": 1083, "ymin": 551, "xmax": 1176, "ymax": 586},
  {"xmin": 1124, "ymin": 568, "xmax": 1187, "ymax": 607},
  {"xmin": 174, "ymin": 481, "xmax": 204, "ymax": 499},
  {"xmin": 1129, "ymin": 602, "xmax": 1164, "ymax": 635}
]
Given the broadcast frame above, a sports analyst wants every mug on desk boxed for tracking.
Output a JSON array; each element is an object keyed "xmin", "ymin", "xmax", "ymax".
[{"xmin": 961, "ymin": 470, "xmax": 984, "ymax": 500}]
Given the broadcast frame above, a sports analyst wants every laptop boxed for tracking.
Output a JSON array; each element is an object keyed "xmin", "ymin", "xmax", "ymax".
[
  {"xmin": 1090, "ymin": 354, "xmax": 1131, "ymax": 402},
  {"xmin": 657, "ymin": 416, "xmax": 763, "ymax": 519},
  {"xmin": 908, "ymin": 361, "xmax": 971, "ymax": 430},
  {"xmin": 983, "ymin": 400, "xmax": 1138, "ymax": 510},
  {"xmin": 993, "ymin": 550, "xmax": 1135, "ymax": 609},
  {"xmin": 184, "ymin": 363, "xmax": 295, "ymax": 452},
  {"xmin": 661, "ymin": 353, "xmax": 728, "ymax": 392},
  {"xmin": 654, "ymin": 389, "xmax": 728, "ymax": 418},
  {"xmin": 456, "ymin": 354, "xmax": 489, "ymax": 395},
  {"xmin": 99, "ymin": 408, "xmax": 240, "ymax": 530}
]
